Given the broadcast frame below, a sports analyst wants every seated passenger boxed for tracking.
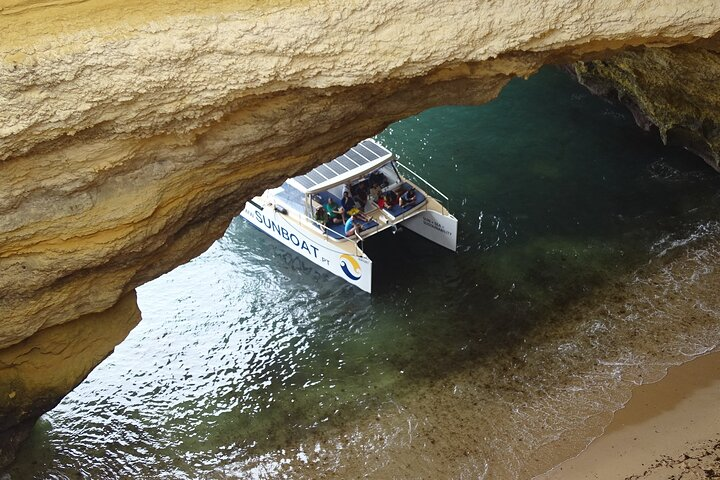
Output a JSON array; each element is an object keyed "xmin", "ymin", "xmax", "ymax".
[
  {"xmin": 324, "ymin": 198, "xmax": 345, "ymax": 224},
  {"xmin": 354, "ymin": 181, "xmax": 368, "ymax": 209},
  {"xmin": 341, "ymin": 190, "xmax": 356, "ymax": 213},
  {"xmin": 399, "ymin": 187, "xmax": 417, "ymax": 207},
  {"xmin": 383, "ymin": 190, "xmax": 398, "ymax": 208},
  {"xmin": 376, "ymin": 194, "xmax": 386, "ymax": 209},
  {"xmin": 368, "ymin": 184, "xmax": 382, "ymax": 205},
  {"xmin": 344, "ymin": 214, "xmax": 364, "ymax": 237},
  {"xmin": 369, "ymin": 170, "xmax": 385, "ymax": 187},
  {"xmin": 315, "ymin": 206, "xmax": 330, "ymax": 226}
]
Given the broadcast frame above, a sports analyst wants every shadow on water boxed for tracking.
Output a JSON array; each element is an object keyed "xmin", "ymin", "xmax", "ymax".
[{"xmin": 8, "ymin": 67, "xmax": 720, "ymax": 479}]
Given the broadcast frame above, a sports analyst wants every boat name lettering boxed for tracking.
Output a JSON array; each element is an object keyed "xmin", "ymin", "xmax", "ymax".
[
  {"xmin": 254, "ymin": 210, "xmax": 320, "ymax": 258},
  {"xmin": 422, "ymin": 216, "xmax": 451, "ymax": 235}
]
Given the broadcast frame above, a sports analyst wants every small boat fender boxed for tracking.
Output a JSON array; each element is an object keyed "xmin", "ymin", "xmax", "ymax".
[{"xmin": 274, "ymin": 205, "xmax": 288, "ymax": 214}]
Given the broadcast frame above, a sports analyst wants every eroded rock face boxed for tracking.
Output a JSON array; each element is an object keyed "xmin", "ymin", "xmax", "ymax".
[
  {"xmin": 1, "ymin": 0, "xmax": 719, "ymax": 466},
  {"xmin": 0, "ymin": 291, "xmax": 140, "ymax": 466},
  {"xmin": 571, "ymin": 39, "xmax": 720, "ymax": 170}
]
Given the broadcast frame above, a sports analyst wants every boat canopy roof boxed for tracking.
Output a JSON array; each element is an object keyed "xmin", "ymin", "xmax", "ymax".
[{"xmin": 286, "ymin": 139, "xmax": 394, "ymax": 195}]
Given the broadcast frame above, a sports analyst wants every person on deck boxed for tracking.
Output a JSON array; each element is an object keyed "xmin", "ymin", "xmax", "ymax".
[
  {"xmin": 376, "ymin": 192, "xmax": 386, "ymax": 209},
  {"xmin": 383, "ymin": 190, "xmax": 398, "ymax": 208},
  {"xmin": 341, "ymin": 190, "xmax": 356, "ymax": 214},
  {"xmin": 399, "ymin": 187, "xmax": 417, "ymax": 207},
  {"xmin": 315, "ymin": 206, "xmax": 331, "ymax": 226},
  {"xmin": 324, "ymin": 198, "xmax": 345, "ymax": 224},
  {"xmin": 369, "ymin": 184, "xmax": 382, "ymax": 206},
  {"xmin": 344, "ymin": 214, "xmax": 364, "ymax": 237},
  {"xmin": 369, "ymin": 170, "xmax": 385, "ymax": 188},
  {"xmin": 354, "ymin": 181, "xmax": 368, "ymax": 210}
]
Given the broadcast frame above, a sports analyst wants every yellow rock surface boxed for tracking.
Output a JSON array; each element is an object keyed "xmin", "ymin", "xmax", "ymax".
[
  {"xmin": 0, "ymin": 291, "xmax": 140, "ymax": 465},
  {"xmin": 0, "ymin": 0, "xmax": 719, "ymax": 465}
]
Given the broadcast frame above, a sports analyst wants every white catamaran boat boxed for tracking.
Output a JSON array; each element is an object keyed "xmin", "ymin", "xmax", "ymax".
[{"xmin": 240, "ymin": 139, "xmax": 458, "ymax": 292}]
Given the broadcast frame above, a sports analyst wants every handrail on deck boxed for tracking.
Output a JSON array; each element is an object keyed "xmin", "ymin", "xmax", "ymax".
[{"xmin": 307, "ymin": 216, "xmax": 363, "ymax": 255}]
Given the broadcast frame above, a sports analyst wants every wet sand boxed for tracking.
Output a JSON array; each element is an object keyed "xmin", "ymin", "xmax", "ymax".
[{"xmin": 539, "ymin": 350, "xmax": 720, "ymax": 480}]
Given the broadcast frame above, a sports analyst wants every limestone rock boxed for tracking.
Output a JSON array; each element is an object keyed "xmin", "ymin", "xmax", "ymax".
[
  {"xmin": 0, "ymin": 0, "xmax": 719, "ymax": 468},
  {"xmin": 571, "ymin": 39, "xmax": 720, "ymax": 171},
  {"xmin": 0, "ymin": 291, "xmax": 140, "ymax": 465}
]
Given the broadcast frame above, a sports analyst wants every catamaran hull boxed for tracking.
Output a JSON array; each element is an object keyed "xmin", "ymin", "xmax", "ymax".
[
  {"xmin": 401, "ymin": 210, "xmax": 458, "ymax": 251},
  {"xmin": 240, "ymin": 201, "xmax": 373, "ymax": 293}
]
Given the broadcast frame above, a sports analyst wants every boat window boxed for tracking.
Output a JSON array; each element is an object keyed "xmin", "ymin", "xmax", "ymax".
[{"xmin": 276, "ymin": 182, "xmax": 306, "ymax": 214}]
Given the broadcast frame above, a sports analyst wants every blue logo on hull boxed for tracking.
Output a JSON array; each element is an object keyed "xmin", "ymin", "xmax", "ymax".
[{"xmin": 340, "ymin": 254, "xmax": 362, "ymax": 280}]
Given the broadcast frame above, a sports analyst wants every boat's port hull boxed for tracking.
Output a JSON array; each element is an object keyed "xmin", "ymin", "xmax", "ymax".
[{"xmin": 241, "ymin": 200, "xmax": 373, "ymax": 292}]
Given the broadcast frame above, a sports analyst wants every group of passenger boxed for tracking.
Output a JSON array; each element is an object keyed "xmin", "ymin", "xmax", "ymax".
[
  {"xmin": 375, "ymin": 186, "xmax": 416, "ymax": 209},
  {"xmin": 314, "ymin": 196, "xmax": 368, "ymax": 237},
  {"xmin": 314, "ymin": 197, "xmax": 344, "ymax": 226},
  {"xmin": 313, "ymin": 169, "xmax": 418, "ymax": 237}
]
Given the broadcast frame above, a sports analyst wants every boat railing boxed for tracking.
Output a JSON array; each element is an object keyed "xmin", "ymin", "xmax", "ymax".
[
  {"xmin": 307, "ymin": 217, "xmax": 364, "ymax": 256},
  {"xmin": 395, "ymin": 162, "xmax": 450, "ymax": 215}
]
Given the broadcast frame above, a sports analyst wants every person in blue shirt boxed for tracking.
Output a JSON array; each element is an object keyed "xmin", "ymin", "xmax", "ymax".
[{"xmin": 344, "ymin": 214, "xmax": 363, "ymax": 236}]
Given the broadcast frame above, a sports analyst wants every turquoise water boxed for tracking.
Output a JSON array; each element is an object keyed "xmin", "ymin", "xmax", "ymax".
[{"xmin": 8, "ymin": 67, "xmax": 720, "ymax": 479}]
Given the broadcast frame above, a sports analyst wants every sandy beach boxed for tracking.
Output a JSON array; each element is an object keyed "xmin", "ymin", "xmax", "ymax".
[{"xmin": 539, "ymin": 350, "xmax": 720, "ymax": 480}]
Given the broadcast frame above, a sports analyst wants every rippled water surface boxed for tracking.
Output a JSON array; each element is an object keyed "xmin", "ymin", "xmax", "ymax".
[{"xmin": 9, "ymin": 68, "xmax": 720, "ymax": 479}]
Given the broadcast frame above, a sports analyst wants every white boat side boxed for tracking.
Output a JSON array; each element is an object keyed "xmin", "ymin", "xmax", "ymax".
[
  {"xmin": 240, "ymin": 139, "xmax": 458, "ymax": 292},
  {"xmin": 241, "ymin": 199, "xmax": 374, "ymax": 292}
]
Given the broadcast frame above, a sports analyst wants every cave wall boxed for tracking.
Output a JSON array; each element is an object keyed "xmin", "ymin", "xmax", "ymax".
[
  {"xmin": 1, "ymin": 0, "xmax": 719, "ymax": 466},
  {"xmin": 571, "ymin": 38, "xmax": 720, "ymax": 171}
]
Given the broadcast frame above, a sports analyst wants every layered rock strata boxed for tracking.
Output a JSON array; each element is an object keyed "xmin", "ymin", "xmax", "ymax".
[
  {"xmin": 571, "ymin": 38, "xmax": 720, "ymax": 171},
  {"xmin": 1, "ymin": 0, "xmax": 719, "ymax": 466}
]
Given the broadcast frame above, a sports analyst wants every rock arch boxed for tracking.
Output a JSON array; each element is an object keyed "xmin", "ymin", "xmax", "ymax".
[{"xmin": 1, "ymin": 0, "xmax": 719, "ymax": 464}]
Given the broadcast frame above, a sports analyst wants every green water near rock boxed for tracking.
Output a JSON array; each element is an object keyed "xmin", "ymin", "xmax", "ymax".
[{"xmin": 7, "ymin": 67, "xmax": 720, "ymax": 479}]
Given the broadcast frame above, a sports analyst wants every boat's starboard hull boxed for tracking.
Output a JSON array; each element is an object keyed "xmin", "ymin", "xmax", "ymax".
[
  {"xmin": 240, "ymin": 201, "xmax": 373, "ymax": 293},
  {"xmin": 401, "ymin": 208, "xmax": 458, "ymax": 251}
]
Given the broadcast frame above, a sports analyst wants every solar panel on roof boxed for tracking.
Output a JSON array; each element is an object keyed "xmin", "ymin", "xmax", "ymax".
[
  {"xmin": 328, "ymin": 159, "xmax": 349, "ymax": 173},
  {"xmin": 345, "ymin": 149, "xmax": 366, "ymax": 166},
  {"xmin": 336, "ymin": 155, "xmax": 357, "ymax": 170},
  {"xmin": 316, "ymin": 164, "xmax": 336, "ymax": 179},
  {"xmin": 294, "ymin": 175, "xmax": 315, "ymax": 190},
  {"xmin": 362, "ymin": 140, "xmax": 389, "ymax": 158},
  {"xmin": 305, "ymin": 170, "xmax": 326, "ymax": 184},
  {"xmin": 288, "ymin": 140, "xmax": 393, "ymax": 192},
  {"xmin": 353, "ymin": 144, "xmax": 378, "ymax": 161}
]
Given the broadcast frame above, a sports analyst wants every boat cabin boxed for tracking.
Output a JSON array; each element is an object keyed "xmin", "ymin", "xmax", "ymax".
[
  {"xmin": 241, "ymin": 138, "xmax": 457, "ymax": 293},
  {"xmin": 279, "ymin": 139, "xmax": 429, "ymax": 241}
]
